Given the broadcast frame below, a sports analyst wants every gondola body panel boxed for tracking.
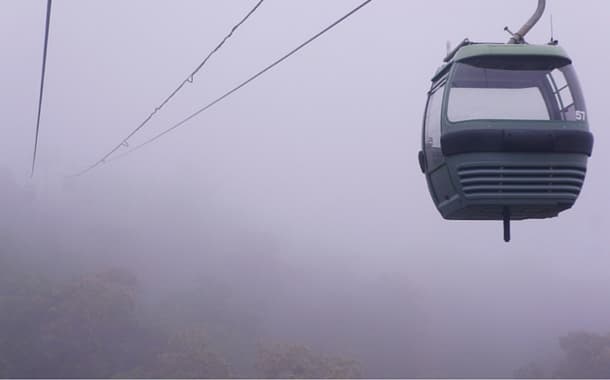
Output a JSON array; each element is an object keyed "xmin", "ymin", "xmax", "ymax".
[{"xmin": 420, "ymin": 43, "xmax": 593, "ymax": 222}]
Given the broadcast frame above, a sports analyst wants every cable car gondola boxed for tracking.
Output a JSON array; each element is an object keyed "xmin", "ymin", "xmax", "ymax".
[{"xmin": 418, "ymin": 35, "xmax": 593, "ymax": 241}]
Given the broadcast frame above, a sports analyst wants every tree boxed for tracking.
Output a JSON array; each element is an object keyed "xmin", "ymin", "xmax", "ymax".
[
  {"xmin": 256, "ymin": 344, "xmax": 362, "ymax": 379},
  {"xmin": 119, "ymin": 328, "xmax": 230, "ymax": 378},
  {"xmin": 0, "ymin": 267, "xmax": 156, "ymax": 378},
  {"xmin": 513, "ymin": 362, "xmax": 545, "ymax": 378},
  {"xmin": 553, "ymin": 331, "xmax": 610, "ymax": 378},
  {"xmin": 0, "ymin": 270, "xmax": 60, "ymax": 378},
  {"xmin": 37, "ymin": 268, "xmax": 145, "ymax": 377}
]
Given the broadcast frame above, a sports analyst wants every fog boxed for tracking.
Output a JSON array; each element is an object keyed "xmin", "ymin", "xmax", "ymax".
[{"xmin": 1, "ymin": 0, "xmax": 610, "ymax": 378}]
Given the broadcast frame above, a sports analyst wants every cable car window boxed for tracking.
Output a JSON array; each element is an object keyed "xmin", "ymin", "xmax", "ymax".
[
  {"xmin": 547, "ymin": 68, "xmax": 583, "ymax": 121},
  {"xmin": 448, "ymin": 87, "xmax": 548, "ymax": 121},
  {"xmin": 559, "ymin": 64, "xmax": 587, "ymax": 121},
  {"xmin": 447, "ymin": 62, "xmax": 586, "ymax": 123},
  {"xmin": 424, "ymin": 83, "xmax": 445, "ymax": 168}
]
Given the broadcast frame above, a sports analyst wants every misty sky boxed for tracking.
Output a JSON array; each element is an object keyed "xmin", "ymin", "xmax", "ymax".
[{"xmin": 1, "ymin": 0, "xmax": 610, "ymax": 376}]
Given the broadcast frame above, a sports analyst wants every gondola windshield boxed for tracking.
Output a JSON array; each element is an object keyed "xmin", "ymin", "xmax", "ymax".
[{"xmin": 447, "ymin": 60, "xmax": 586, "ymax": 123}]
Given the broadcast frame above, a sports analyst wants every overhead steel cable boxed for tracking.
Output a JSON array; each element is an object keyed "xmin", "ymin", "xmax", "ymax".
[
  {"xmin": 76, "ymin": 0, "xmax": 374, "ymax": 175},
  {"xmin": 31, "ymin": 0, "xmax": 53, "ymax": 177},
  {"xmin": 76, "ymin": 0, "xmax": 265, "ymax": 176}
]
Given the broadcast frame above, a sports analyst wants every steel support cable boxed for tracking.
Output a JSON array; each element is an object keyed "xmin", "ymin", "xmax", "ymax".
[
  {"xmin": 31, "ymin": 0, "xmax": 53, "ymax": 177},
  {"xmin": 80, "ymin": 0, "xmax": 374, "ymax": 173},
  {"xmin": 76, "ymin": 0, "xmax": 265, "ymax": 176}
]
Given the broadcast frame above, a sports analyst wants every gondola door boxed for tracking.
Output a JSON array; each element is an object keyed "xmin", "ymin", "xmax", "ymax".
[{"xmin": 421, "ymin": 77, "xmax": 457, "ymax": 212}]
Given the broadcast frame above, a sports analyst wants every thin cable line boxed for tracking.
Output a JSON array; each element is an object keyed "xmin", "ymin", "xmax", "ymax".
[
  {"xmin": 77, "ymin": 0, "xmax": 374, "ymax": 175},
  {"xmin": 76, "ymin": 0, "xmax": 264, "ymax": 176},
  {"xmin": 31, "ymin": 0, "xmax": 52, "ymax": 177}
]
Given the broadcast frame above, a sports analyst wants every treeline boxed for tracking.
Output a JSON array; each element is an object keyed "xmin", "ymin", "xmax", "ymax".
[
  {"xmin": 2, "ymin": 171, "xmax": 609, "ymax": 378},
  {"xmin": 0, "ymin": 263, "xmax": 361, "ymax": 378},
  {"xmin": 0, "ymin": 167, "xmax": 411, "ymax": 378},
  {"xmin": 515, "ymin": 331, "xmax": 610, "ymax": 378}
]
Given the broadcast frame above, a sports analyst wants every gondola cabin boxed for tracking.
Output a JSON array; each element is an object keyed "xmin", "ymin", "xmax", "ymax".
[{"xmin": 418, "ymin": 41, "xmax": 593, "ymax": 241}]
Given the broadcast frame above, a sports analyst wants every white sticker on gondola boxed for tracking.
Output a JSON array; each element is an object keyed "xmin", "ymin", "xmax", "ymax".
[{"xmin": 576, "ymin": 110, "xmax": 586, "ymax": 121}]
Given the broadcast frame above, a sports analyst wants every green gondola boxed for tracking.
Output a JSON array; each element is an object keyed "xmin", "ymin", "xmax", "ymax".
[{"xmin": 418, "ymin": 40, "xmax": 593, "ymax": 241}]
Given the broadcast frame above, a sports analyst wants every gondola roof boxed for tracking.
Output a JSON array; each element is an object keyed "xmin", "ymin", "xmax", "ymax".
[{"xmin": 432, "ymin": 42, "xmax": 573, "ymax": 82}]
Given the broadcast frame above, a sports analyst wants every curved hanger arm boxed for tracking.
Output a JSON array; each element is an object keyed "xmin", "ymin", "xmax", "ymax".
[{"xmin": 508, "ymin": 0, "xmax": 546, "ymax": 44}]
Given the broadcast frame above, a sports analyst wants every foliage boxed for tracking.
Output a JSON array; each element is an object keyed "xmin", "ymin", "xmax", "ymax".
[
  {"xmin": 256, "ymin": 344, "xmax": 362, "ymax": 379},
  {"xmin": 0, "ymin": 267, "xmax": 154, "ymax": 378},
  {"xmin": 119, "ymin": 328, "xmax": 230, "ymax": 379},
  {"xmin": 0, "ymin": 262, "xmax": 363, "ymax": 378},
  {"xmin": 513, "ymin": 361, "xmax": 545, "ymax": 379},
  {"xmin": 514, "ymin": 331, "xmax": 610, "ymax": 379},
  {"xmin": 553, "ymin": 331, "xmax": 610, "ymax": 378}
]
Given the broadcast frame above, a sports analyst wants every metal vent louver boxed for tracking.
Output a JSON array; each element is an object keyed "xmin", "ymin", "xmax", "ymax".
[{"xmin": 457, "ymin": 164, "xmax": 586, "ymax": 198}]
